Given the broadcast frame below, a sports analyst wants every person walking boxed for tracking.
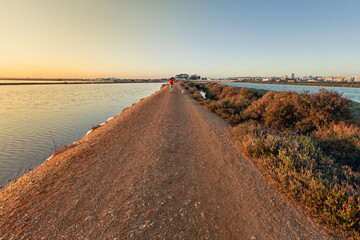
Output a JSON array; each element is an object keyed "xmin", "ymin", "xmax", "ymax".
[{"xmin": 169, "ymin": 77, "xmax": 174, "ymax": 93}]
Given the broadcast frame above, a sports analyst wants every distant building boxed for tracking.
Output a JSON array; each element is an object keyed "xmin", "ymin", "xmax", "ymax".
[
  {"xmin": 354, "ymin": 76, "xmax": 360, "ymax": 82},
  {"xmin": 283, "ymin": 75, "xmax": 288, "ymax": 80},
  {"xmin": 325, "ymin": 77, "xmax": 333, "ymax": 82},
  {"xmin": 290, "ymin": 73, "xmax": 295, "ymax": 79},
  {"xmin": 334, "ymin": 77, "xmax": 345, "ymax": 82}
]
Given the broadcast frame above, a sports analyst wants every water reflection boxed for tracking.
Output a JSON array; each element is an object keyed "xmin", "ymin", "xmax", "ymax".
[{"xmin": 0, "ymin": 83, "xmax": 162, "ymax": 186}]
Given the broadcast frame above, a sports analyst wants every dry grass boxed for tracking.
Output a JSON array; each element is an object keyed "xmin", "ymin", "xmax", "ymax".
[
  {"xmin": 181, "ymin": 82, "xmax": 205, "ymax": 101},
  {"xmin": 196, "ymin": 83, "xmax": 259, "ymax": 124},
  {"xmin": 186, "ymin": 82, "xmax": 360, "ymax": 239},
  {"xmin": 241, "ymin": 89, "xmax": 351, "ymax": 133}
]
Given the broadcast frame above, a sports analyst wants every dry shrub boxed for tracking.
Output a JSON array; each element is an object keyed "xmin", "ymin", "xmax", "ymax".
[
  {"xmin": 233, "ymin": 122, "xmax": 360, "ymax": 237},
  {"xmin": 198, "ymin": 83, "xmax": 259, "ymax": 124},
  {"xmin": 182, "ymin": 82, "xmax": 199, "ymax": 95},
  {"xmin": 312, "ymin": 122, "xmax": 360, "ymax": 169},
  {"xmin": 188, "ymin": 82, "xmax": 360, "ymax": 238},
  {"xmin": 181, "ymin": 81, "xmax": 204, "ymax": 101},
  {"xmin": 192, "ymin": 91, "xmax": 203, "ymax": 101},
  {"xmin": 242, "ymin": 89, "xmax": 351, "ymax": 133}
]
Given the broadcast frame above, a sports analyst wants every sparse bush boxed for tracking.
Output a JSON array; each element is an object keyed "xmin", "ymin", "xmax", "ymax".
[
  {"xmin": 186, "ymin": 82, "xmax": 360, "ymax": 238},
  {"xmin": 312, "ymin": 122, "xmax": 360, "ymax": 170},
  {"xmin": 195, "ymin": 83, "xmax": 259, "ymax": 124},
  {"xmin": 192, "ymin": 91, "xmax": 203, "ymax": 101},
  {"xmin": 188, "ymin": 87, "xmax": 197, "ymax": 94},
  {"xmin": 233, "ymin": 122, "xmax": 360, "ymax": 237},
  {"xmin": 181, "ymin": 81, "xmax": 204, "ymax": 101},
  {"xmin": 242, "ymin": 89, "xmax": 351, "ymax": 133}
]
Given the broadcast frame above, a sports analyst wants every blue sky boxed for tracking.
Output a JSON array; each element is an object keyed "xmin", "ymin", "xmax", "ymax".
[{"xmin": 0, "ymin": 0, "xmax": 359, "ymax": 78}]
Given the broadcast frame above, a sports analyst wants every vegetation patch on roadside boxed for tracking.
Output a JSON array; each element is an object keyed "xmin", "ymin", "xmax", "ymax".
[{"xmin": 182, "ymin": 81, "xmax": 360, "ymax": 239}]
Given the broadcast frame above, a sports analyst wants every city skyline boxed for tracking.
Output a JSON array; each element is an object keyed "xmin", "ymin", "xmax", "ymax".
[{"xmin": 1, "ymin": 0, "xmax": 359, "ymax": 79}]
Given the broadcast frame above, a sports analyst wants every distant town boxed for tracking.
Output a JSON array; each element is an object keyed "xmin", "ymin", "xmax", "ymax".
[
  {"xmin": 175, "ymin": 73, "xmax": 360, "ymax": 83},
  {"xmin": 1, "ymin": 74, "xmax": 360, "ymax": 84}
]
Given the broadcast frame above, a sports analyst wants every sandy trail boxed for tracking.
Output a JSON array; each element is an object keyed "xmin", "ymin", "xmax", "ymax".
[{"xmin": 0, "ymin": 83, "xmax": 341, "ymax": 239}]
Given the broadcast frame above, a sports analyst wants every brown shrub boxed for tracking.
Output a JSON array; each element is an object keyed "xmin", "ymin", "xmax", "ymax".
[
  {"xmin": 189, "ymin": 83, "xmax": 360, "ymax": 236},
  {"xmin": 198, "ymin": 83, "xmax": 259, "ymax": 124},
  {"xmin": 312, "ymin": 122, "xmax": 360, "ymax": 170},
  {"xmin": 233, "ymin": 122, "xmax": 360, "ymax": 237},
  {"xmin": 192, "ymin": 91, "xmax": 203, "ymax": 101},
  {"xmin": 242, "ymin": 89, "xmax": 351, "ymax": 133},
  {"xmin": 190, "ymin": 83, "xmax": 360, "ymax": 237},
  {"xmin": 188, "ymin": 87, "xmax": 197, "ymax": 94}
]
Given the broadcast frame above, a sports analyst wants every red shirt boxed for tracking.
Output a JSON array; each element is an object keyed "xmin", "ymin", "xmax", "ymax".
[{"xmin": 169, "ymin": 79, "xmax": 174, "ymax": 85}]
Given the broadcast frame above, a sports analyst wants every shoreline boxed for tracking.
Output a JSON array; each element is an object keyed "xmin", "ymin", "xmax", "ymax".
[
  {"xmin": 0, "ymin": 83, "xmax": 339, "ymax": 239},
  {"xmin": 192, "ymin": 80, "xmax": 360, "ymax": 88},
  {"xmin": 0, "ymin": 80, "xmax": 166, "ymax": 86},
  {"xmin": 0, "ymin": 85, "xmax": 166, "ymax": 189},
  {"xmin": 234, "ymin": 81, "xmax": 360, "ymax": 88}
]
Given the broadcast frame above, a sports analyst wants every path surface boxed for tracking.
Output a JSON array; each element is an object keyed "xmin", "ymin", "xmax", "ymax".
[{"xmin": 0, "ymin": 83, "xmax": 341, "ymax": 239}]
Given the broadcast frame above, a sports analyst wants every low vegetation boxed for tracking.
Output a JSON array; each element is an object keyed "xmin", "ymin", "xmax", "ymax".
[{"xmin": 182, "ymin": 81, "xmax": 360, "ymax": 239}]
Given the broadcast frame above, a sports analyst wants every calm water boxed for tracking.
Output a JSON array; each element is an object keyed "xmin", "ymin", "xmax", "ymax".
[
  {"xmin": 219, "ymin": 82, "xmax": 360, "ymax": 103},
  {"xmin": 0, "ymin": 83, "xmax": 163, "ymax": 186}
]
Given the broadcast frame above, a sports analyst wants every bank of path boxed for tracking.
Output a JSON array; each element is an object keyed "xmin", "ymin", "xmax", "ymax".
[{"xmin": 0, "ymin": 83, "xmax": 342, "ymax": 239}]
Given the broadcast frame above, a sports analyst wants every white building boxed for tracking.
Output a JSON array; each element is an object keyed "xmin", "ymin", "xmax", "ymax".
[
  {"xmin": 325, "ymin": 77, "xmax": 333, "ymax": 82},
  {"xmin": 354, "ymin": 76, "xmax": 360, "ymax": 82}
]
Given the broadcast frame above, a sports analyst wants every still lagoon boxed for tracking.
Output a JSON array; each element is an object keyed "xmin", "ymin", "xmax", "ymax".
[
  {"xmin": 1, "ymin": 81, "xmax": 359, "ymax": 187},
  {"xmin": 221, "ymin": 82, "xmax": 360, "ymax": 103},
  {"xmin": 0, "ymin": 83, "xmax": 163, "ymax": 186}
]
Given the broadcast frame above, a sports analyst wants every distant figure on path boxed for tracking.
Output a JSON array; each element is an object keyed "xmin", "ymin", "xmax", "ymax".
[{"xmin": 169, "ymin": 77, "xmax": 174, "ymax": 93}]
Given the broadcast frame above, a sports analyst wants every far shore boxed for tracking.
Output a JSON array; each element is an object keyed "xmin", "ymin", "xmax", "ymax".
[
  {"xmin": 0, "ymin": 79, "xmax": 167, "ymax": 86},
  {"xmin": 191, "ymin": 80, "xmax": 360, "ymax": 88}
]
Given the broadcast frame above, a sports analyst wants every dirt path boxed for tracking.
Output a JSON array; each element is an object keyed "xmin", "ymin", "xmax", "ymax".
[{"xmin": 0, "ymin": 83, "xmax": 342, "ymax": 239}]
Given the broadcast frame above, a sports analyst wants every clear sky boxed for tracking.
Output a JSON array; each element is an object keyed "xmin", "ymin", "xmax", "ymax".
[{"xmin": 0, "ymin": 0, "xmax": 359, "ymax": 78}]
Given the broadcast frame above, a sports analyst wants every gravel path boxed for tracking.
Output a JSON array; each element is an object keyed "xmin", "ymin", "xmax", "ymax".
[{"xmin": 0, "ymin": 83, "xmax": 342, "ymax": 239}]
